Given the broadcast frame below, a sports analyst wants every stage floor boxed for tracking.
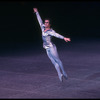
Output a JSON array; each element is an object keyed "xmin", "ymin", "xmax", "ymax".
[{"xmin": 0, "ymin": 37, "xmax": 100, "ymax": 99}]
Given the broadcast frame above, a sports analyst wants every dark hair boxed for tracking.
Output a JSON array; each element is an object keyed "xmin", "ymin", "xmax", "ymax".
[{"xmin": 44, "ymin": 18, "xmax": 52, "ymax": 25}]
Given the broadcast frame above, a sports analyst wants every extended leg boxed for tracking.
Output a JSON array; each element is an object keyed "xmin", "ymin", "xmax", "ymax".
[
  {"xmin": 46, "ymin": 48, "xmax": 63, "ymax": 82},
  {"xmin": 49, "ymin": 44, "xmax": 68, "ymax": 80}
]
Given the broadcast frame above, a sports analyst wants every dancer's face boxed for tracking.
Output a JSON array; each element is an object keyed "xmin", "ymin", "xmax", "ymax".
[{"xmin": 44, "ymin": 20, "xmax": 51, "ymax": 28}]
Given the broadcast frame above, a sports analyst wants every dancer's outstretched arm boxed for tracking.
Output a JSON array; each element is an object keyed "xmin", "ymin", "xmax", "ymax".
[{"xmin": 33, "ymin": 8, "xmax": 44, "ymax": 30}]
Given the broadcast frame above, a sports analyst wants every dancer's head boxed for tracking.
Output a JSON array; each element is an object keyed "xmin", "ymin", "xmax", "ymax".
[{"xmin": 44, "ymin": 18, "xmax": 52, "ymax": 28}]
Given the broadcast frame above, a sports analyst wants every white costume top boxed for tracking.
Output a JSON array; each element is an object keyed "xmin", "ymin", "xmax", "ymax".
[{"xmin": 35, "ymin": 12, "xmax": 64, "ymax": 49}]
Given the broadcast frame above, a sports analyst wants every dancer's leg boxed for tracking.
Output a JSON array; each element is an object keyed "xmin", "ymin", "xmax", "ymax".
[
  {"xmin": 49, "ymin": 44, "xmax": 68, "ymax": 79},
  {"xmin": 46, "ymin": 48, "xmax": 63, "ymax": 82}
]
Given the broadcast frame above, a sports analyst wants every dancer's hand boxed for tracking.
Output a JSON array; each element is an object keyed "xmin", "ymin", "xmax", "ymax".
[
  {"xmin": 33, "ymin": 8, "xmax": 38, "ymax": 13},
  {"xmin": 64, "ymin": 37, "xmax": 71, "ymax": 42}
]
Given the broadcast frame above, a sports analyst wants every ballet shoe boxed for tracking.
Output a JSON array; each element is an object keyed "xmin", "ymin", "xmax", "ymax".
[
  {"xmin": 59, "ymin": 74, "xmax": 63, "ymax": 82},
  {"xmin": 63, "ymin": 74, "xmax": 68, "ymax": 80}
]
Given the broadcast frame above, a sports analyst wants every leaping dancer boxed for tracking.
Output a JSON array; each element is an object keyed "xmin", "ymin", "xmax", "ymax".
[{"xmin": 33, "ymin": 8, "xmax": 71, "ymax": 82}]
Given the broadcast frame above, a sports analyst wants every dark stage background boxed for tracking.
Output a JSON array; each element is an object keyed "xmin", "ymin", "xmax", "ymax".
[{"xmin": 0, "ymin": 1, "xmax": 100, "ymax": 49}]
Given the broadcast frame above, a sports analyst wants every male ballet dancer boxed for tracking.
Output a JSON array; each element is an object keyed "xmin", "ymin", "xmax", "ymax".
[{"xmin": 33, "ymin": 8, "xmax": 71, "ymax": 82}]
